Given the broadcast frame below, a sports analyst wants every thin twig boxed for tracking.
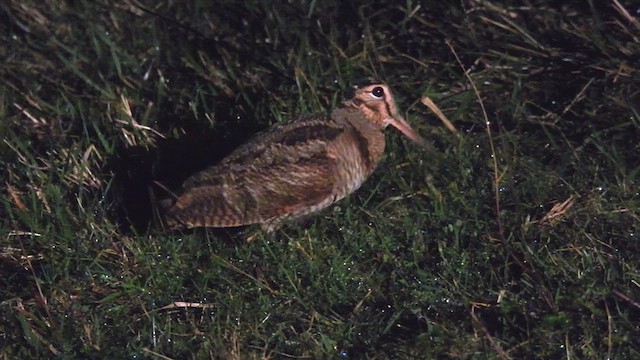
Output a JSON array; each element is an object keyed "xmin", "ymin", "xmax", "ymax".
[
  {"xmin": 547, "ymin": 78, "xmax": 594, "ymax": 124},
  {"xmin": 211, "ymin": 253, "xmax": 278, "ymax": 295},
  {"xmin": 421, "ymin": 95, "xmax": 459, "ymax": 134},
  {"xmin": 605, "ymin": 301, "xmax": 613, "ymax": 360},
  {"xmin": 446, "ymin": 40, "xmax": 504, "ymax": 239},
  {"xmin": 611, "ymin": 0, "xmax": 640, "ymax": 30},
  {"xmin": 142, "ymin": 347, "xmax": 175, "ymax": 360},
  {"xmin": 470, "ymin": 305, "xmax": 511, "ymax": 360},
  {"xmin": 613, "ymin": 289, "xmax": 640, "ymax": 310}
]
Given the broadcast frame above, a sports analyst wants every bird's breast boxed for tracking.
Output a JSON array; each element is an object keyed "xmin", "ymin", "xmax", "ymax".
[{"xmin": 326, "ymin": 120, "xmax": 386, "ymax": 201}]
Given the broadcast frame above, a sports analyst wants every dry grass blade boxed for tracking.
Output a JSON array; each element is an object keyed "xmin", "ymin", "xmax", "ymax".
[
  {"xmin": 113, "ymin": 94, "xmax": 165, "ymax": 148},
  {"xmin": 612, "ymin": 290, "xmax": 640, "ymax": 310},
  {"xmin": 611, "ymin": 0, "xmax": 640, "ymax": 30},
  {"xmin": 539, "ymin": 196, "xmax": 575, "ymax": 226},
  {"xmin": 6, "ymin": 183, "xmax": 27, "ymax": 211},
  {"xmin": 420, "ymin": 95, "xmax": 458, "ymax": 134},
  {"xmin": 142, "ymin": 347, "xmax": 175, "ymax": 360},
  {"xmin": 159, "ymin": 301, "xmax": 215, "ymax": 310},
  {"xmin": 543, "ymin": 79, "xmax": 595, "ymax": 124}
]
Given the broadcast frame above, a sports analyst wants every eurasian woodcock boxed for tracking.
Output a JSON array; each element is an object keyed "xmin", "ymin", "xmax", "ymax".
[{"xmin": 164, "ymin": 81, "xmax": 427, "ymax": 233}]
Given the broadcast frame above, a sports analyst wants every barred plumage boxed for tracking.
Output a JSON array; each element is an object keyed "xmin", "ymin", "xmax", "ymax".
[{"xmin": 164, "ymin": 82, "xmax": 427, "ymax": 233}]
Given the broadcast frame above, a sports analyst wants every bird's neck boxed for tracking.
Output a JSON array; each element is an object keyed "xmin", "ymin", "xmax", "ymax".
[{"xmin": 331, "ymin": 107, "xmax": 386, "ymax": 170}]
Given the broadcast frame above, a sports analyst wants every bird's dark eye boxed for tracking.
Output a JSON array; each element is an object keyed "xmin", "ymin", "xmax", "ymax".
[{"xmin": 371, "ymin": 86, "xmax": 384, "ymax": 98}]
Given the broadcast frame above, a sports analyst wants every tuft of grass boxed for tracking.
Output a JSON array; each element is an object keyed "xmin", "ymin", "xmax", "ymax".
[{"xmin": 1, "ymin": 0, "xmax": 639, "ymax": 358}]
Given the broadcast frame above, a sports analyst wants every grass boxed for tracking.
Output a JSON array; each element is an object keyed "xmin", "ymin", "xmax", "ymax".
[{"xmin": 1, "ymin": 0, "xmax": 639, "ymax": 358}]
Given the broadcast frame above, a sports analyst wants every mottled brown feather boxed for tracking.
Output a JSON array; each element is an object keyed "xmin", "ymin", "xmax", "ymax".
[
  {"xmin": 164, "ymin": 82, "xmax": 426, "ymax": 232},
  {"xmin": 166, "ymin": 155, "xmax": 336, "ymax": 228},
  {"xmin": 166, "ymin": 111, "xmax": 359, "ymax": 228}
]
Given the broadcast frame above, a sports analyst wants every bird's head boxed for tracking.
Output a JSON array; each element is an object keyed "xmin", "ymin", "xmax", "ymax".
[{"xmin": 343, "ymin": 82, "xmax": 427, "ymax": 147}]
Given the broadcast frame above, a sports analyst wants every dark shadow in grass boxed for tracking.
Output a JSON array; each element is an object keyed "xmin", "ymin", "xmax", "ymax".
[
  {"xmin": 0, "ymin": 253, "xmax": 36, "ymax": 298},
  {"xmin": 108, "ymin": 108, "xmax": 267, "ymax": 236},
  {"xmin": 346, "ymin": 305, "xmax": 431, "ymax": 357}
]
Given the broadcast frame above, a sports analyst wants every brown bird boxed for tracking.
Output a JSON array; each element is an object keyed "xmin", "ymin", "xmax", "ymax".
[{"xmin": 164, "ymin": 81, "xmax": 427, "ymax": 234}]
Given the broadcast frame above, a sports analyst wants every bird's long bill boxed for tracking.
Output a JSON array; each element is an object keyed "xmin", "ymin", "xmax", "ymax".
[{"xmin": 387, "ymin": 116, "xmax": 429, "ymax": 148}]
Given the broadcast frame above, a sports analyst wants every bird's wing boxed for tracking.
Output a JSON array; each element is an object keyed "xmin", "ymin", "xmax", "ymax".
[
  {"xmin": 166, "ymin": 119, "xmax": 350, "ymax": 228},
  {"xmin": 181, "ymin": 114, "xmax": 343, "ymax": 188}
]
